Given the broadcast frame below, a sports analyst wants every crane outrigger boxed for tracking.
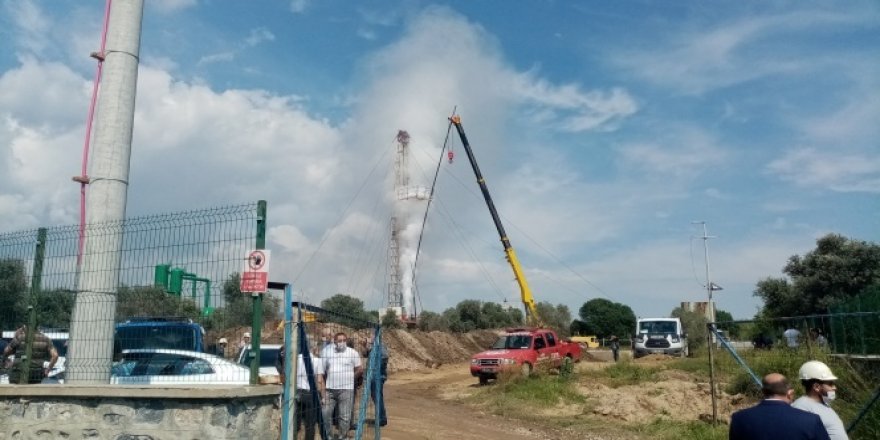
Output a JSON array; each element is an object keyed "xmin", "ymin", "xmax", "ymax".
[{"xmin": 448, "ymin": 115, "xmax": 542, "ymax": 326}]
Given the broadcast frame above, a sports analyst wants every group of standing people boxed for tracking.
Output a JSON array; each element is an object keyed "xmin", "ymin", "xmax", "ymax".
[
  {"xmin": 276, "ymin": 326, "xmax": 388, "ymax": 440},
  {"xmin": 730, "ymin": 360, "xmax": 848, "ymax": 440}
]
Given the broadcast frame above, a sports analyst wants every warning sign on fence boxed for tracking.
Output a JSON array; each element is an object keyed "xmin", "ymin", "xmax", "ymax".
[{"xmin": 241, "ymin": 249, "xmax": 270, "ymax": 293}]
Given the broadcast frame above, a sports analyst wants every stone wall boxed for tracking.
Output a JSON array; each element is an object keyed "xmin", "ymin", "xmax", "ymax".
[{"xmin": 0, "ymin": 386, "xmax": 280, "ymax": 440}]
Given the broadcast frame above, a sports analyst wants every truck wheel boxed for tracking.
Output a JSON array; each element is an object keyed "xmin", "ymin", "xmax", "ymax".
[
  {"xmin": 521, "ymin": 362, "xmax": 532, "ymax": 378},
  {"xmin": 478, "ymin": 375, "xmax": 490, "ymax": 385}
]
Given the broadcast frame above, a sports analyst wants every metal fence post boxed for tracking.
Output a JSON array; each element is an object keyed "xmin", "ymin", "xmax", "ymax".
[
  {"xmin": 19, "ymin": 228, "xmax": 47, "ymax": 384},
  {"xmin": 707, "ymin": 323, "xmax": 718, "ymax": 425},
  {"xmin": 250, "ymin": 200, "xmax": 267, "ymax": 385},
  {"xmin": 281, "ymin": 284, "xmax": 296, "ymax": 440}
]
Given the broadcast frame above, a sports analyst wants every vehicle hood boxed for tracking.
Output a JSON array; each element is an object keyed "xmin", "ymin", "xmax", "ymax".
[{"xmin": 472, "ymin": 349, "xmax": 517, "ymax": 359}]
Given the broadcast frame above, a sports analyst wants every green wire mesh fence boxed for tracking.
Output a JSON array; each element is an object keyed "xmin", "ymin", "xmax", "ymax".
[{"xmin": 0, "ymin": 202, "xmax": 279, "ymax": 385}]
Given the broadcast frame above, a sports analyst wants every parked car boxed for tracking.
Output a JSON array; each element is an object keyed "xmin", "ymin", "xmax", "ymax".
[
  {"xmin": 111, "ymin": 349, "xmax": 249, "ymax": 385},
  {"xmin": 114, "ymin": 318, "xmax": 206, "ymax": 355},
  {"xmin": 237, "ymin": 344, "xmax": 282, "ymax": 379},
  {"xmin": 470, "ymin": 328, "xmax": 581, "ymax": 385}
]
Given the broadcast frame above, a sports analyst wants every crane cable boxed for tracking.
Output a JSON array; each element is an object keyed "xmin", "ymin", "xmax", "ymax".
[{"xmin": 405, "ymin": 114, "xmax": 457, "ymax": 316}]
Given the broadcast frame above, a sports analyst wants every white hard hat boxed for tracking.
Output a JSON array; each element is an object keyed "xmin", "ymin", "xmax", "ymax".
[
  {"xmin": 218, "ymin": 338, "xmax": 228, "ymax": 344},
  {"xmin": 799, "ymin": 360, "xmax": 837, "ymax": 381},
  {"xmin": 243, "ymin": 332, "xmax": 251, "ymax": 338}
]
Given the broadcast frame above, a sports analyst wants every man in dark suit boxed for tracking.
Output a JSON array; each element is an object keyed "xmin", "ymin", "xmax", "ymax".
[{"xmin": 730, "ymin": 373, "xmax": 830, "ymax": 440}]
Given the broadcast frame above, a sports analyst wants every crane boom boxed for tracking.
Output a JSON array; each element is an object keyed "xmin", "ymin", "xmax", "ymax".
[{"xmin": 449, "ymin": 115, "xmax": 541, "ymax": 325}]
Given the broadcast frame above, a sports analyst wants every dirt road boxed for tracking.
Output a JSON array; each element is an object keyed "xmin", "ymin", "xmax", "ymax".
[
  {"xmin": 377, "ymin": 363, "xmax": 610, "ymax": 440},
  {"xmin": 379, "ymin": 363, "xmax": 548, "ymax": 440}
]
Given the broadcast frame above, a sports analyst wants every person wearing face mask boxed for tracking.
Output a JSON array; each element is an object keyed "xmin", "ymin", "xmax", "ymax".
[
  {"xmin": 321, "ymin": 332, "xmax": 362, "ymax": 440},
  {"xmin": 321, "ymin": 327, "xmax": 334, "ymax": 349},
  {"xmin": 792, "ymin": 361, "xmax": 848, "ymax": 440},
  {"xmin": 729, "ymin": 373, "xmax": 829, "ymax": 440}
]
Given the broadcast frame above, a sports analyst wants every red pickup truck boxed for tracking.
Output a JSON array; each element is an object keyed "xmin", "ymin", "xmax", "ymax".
[{"xmin": 470, "ymin": 328, "xmax": 581, "ymax": 384}]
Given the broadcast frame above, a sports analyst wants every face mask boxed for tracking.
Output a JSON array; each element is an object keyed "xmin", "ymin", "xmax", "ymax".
[
  {"xmin": 335, "ymin": 342, "xmax": 347, "ymax": 351},
  {"xmin": 822, "ymin": 390, "xmax": 836, "ymax": 405}
]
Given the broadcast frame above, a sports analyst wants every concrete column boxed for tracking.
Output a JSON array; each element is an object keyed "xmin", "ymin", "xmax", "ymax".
[{"xmin": 67, "ymin": 0, "xmax": 145, "ymax": 384}]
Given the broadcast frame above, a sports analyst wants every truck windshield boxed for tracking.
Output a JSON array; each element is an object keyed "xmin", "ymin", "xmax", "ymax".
[
  {"xmin": 638, "ymin": 321, "xmax": 677, "ymax": 334},
  {"xmin": 491, "ymin": 335, "xmax": 532, "ymax": 349}
]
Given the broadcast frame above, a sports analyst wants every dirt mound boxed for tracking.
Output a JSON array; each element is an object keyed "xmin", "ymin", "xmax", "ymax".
[
  {"xmin": 383, "ymin": 329, "xmax": 500, "ymax": 372},
  {"xmin": 578, "ymin": 373, "xmax": 746, "ymax": 424}
]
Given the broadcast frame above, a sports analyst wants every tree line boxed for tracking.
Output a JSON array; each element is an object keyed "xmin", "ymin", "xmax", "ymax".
[{"xmin": 3, "ymin": 233, "xmax": 876, "ymax": 344}]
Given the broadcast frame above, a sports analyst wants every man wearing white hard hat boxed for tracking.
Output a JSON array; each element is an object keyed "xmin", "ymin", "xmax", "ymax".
[{"xmin": 792, "ymin": 361, "xmax": 848, "ymax": 440}]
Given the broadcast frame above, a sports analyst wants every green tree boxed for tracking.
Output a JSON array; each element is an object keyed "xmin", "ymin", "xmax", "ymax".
[
  {"xmin": 0, "ymin": 259, "xmax": 27, "ymax": 329},
  {"xmin": 456, "ymin": 300, "xmax": 484, "ymax": 329},
  {"xmin": 714, "ymin": 309, "xmax": 741, "ymax": 338},
  {"xmin": 208, "ymin": 273, "xmax": 281, "ymax": 329},
  {"xmin": 671, "ymin": 307, "xmax": 707, "ymax": 352},
  {"xmin": 381, "ymin": 309, "xmax": 403, "ymax": 329},
  {"xmin": 442, "ymin": 307, "xmax": 471, "ymax": 332},
  {"xmin": 480, "ymin": 301, "xmax": 511, "ymax": 328},
  {"xmin": 416, "ymin": 311, "xmax": 448, "ymax": 331},
  {"xmin": 506, "ymin": 307, "xmax": 524, "ymax": 326},
  {"xmin": 575, "ymin": 298, "xmax": 636, "ymax": 339},
  {"xmin": 536, "ymin": 302, "xmax": 572, "ymax": 337},
  {"xmin": 754, "ymin": 234, "xmax": 880, "ymax": 318},
  {"xmin": 320, "ymin": 293, "xmax": 373, "ymax": 329},
  {"xmin": 32, "ymin": 289, "xmax": 75, "ymax": 329},
  {"xmin": 116, "ymin": 286, "xmax": 201, "ymax": 321}
]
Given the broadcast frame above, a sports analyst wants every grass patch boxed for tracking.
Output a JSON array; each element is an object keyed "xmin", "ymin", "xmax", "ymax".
[
  {"xmin": 634, "ymin": 419, "xmax": 727, "ymax": 440},
  {"xmin": 492, "ymin": 374, "xmax": 587, "ymax": 407},
  {"xmin": 591, "ymin": 361, "xmax": 658, "ymax": 387},
  {"xmin": 666, "ymin": 356, "xmax": 712, "ymax": 377}
]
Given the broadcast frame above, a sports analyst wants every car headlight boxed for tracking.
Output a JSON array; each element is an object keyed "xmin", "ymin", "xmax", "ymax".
[
  {"xmin": 501, "ymin": 359, "xmax": 517, "ymax": 365},
  {"xmin": 471, "ymin": 359, "xmax": 479, "ymax": 365}
]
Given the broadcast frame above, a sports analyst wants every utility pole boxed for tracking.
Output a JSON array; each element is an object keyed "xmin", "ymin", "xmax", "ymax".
[
  {"xmin": 694, "ymin": 220, "xmax": 721, "ymax": 424},
  {"xmin": 68, "ymin": 0, "xmax": 145, "ymax": 384},
  {"xmin": 695, "ymin": 221, "xmax": 719, "ymax": 324}
]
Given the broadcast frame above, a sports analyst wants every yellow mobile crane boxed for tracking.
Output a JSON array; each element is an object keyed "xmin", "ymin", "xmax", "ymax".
[{"xmin": 448, "ymin": 115, "xmax": 541, "ymax": 326}]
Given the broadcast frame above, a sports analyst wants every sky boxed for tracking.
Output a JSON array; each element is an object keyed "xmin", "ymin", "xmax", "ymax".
[{"xmin": 0, "ymin": 0, "xmax": 878, "ymax": 321}]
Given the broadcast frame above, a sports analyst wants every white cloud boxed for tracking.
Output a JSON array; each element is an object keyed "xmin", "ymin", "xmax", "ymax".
[
  {"xmin": 244, "ymin": 27, "xmax": 275, "ymax": 47},
  {"xmin": 612, "ymin": 9, "xmax": 872, "ymax": 94},
  {"xmin": 3, "ymin": 0, "xmax": 51, "ymax": 54},
  {"xmin": 270, "ymin": 224, "xmax": 312, "ymax": 254},
  {"xmin": 767, "ymin": 148, "xmax": 880, "ymax": 193},
  {"xmin": 616, "ymin": 126, "xmax": 728, "ymax": 178},
  {"xmin": 197, "ymin": 52, "xmax": 234, "ymax": 65},
  {"xmin": 198, "ymin": 27, "xmax": 276, "ymax": 65},
  {"xmin": 151, "ymin": 0, "xmax": 198, "ymax": 14},
  {"xmin": 290, "ymin": 0, "xmax": 308, "ymax": 14},
  {"xmin": 511, "ymin": 78, "xmax": 638, "ymax": 132}
]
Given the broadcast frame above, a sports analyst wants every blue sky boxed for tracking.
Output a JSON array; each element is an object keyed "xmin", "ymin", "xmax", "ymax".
[{"xmin": 0, "ymin": 0, "xmax": 877, "ymax": 320}]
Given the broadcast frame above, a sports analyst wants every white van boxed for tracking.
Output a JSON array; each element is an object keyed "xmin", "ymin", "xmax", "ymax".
[{"xmin": 632, "ymin": 318, "xmax": 688, "ymax": 358}]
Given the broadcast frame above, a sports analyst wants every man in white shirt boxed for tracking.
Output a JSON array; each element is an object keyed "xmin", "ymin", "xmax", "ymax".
[
  {"xmin": 792, "ymin": 361, "xmax": 848, "ymax": 440},
  {"xmin": 783, "ymin": 327, "xmax": 801, "ymax": 348},
  {"xmin": 277, "ymin": 344, "xmax": 324, "ymax": 440},
  {"xmin": 322, "ymin": 332, "xmax": 362, "ymax": 440}
]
